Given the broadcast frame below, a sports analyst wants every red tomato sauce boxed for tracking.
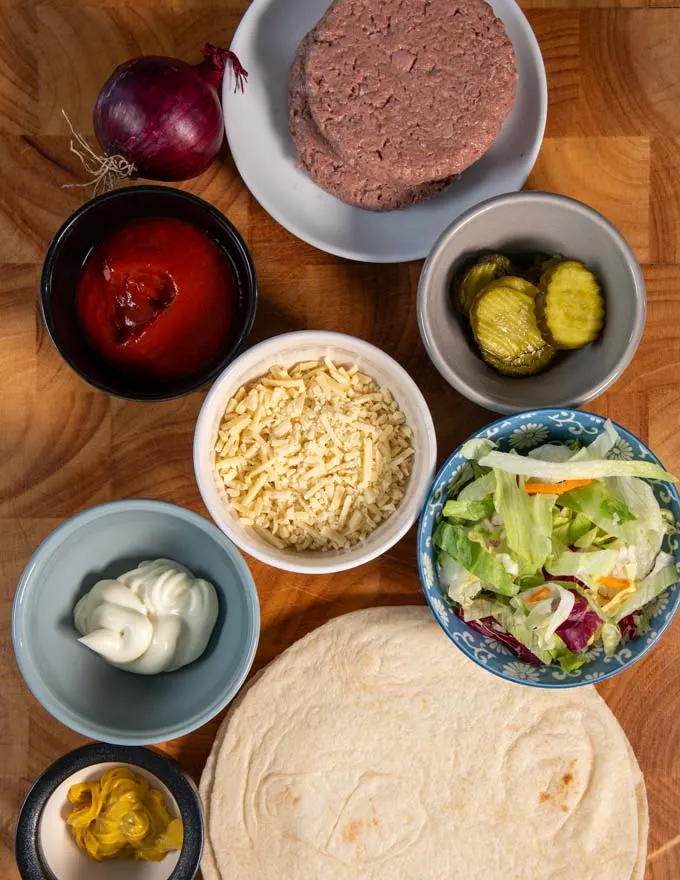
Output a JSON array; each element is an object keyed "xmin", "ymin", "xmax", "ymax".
[{"xmin": 77, "ymin": 218, "xmax": 237, "ymax": 382}]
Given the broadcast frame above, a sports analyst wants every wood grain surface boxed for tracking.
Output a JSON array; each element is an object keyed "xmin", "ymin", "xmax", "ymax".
[{"xmin": 1, "ymin": 1, "xmax": 679, "ymax": 878}]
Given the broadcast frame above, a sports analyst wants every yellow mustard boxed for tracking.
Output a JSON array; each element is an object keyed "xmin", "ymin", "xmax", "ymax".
[{"xmin": 66, "ymin": 767, "xmax": 183, "ymax": 862}]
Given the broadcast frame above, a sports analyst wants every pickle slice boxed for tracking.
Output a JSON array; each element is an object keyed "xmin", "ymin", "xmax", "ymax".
[
  {"xmin": 482, "ymin": 276, "xmax": 539, "ymax": 299},
  {"xmin": 524, "ymin": 253, "xmax": 563, "ymax": 285},
  {"xmin": 454, "ymin": 254, "xmax": 512, "ymax": 316},
  {"xmin": 481, "ymin": 346, "xmax": 555, "ymax": 377},
  {"xmin": 470, "ymin": 285, "xmax": 555, "ymax": 377},
  {"xmin": 537, "ymin": 260, "xmax": 605, "ymax": 349}
]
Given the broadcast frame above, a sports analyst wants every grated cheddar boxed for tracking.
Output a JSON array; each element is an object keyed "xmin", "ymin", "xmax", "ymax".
[{"xmin": 213, "ymin": 358, "xmax": 414, "ymax": 551}]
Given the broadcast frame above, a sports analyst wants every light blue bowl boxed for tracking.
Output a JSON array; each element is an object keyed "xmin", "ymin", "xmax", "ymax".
[
  {"xmin": 12, "ymin": 500, "xmax": 260, "ymax": 744},
  {"xmin": 417, "ymin": 408, "xmax": 680, "ymax": 687}
]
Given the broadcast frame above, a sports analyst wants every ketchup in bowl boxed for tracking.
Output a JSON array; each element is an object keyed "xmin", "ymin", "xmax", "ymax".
[{"xmin": 77, "ymin": 218, "xmax": 237, "ymax": 382}]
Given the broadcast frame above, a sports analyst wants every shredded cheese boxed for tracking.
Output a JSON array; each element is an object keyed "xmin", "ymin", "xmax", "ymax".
[{"xmin": 212, "ymin": 359, "xmax": 414, "ymax": 551}]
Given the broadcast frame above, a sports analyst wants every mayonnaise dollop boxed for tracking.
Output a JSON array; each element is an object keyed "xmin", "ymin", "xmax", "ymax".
[{"xmin": 74, "ymin": 559, "xmax": 219, "ymax": 675}]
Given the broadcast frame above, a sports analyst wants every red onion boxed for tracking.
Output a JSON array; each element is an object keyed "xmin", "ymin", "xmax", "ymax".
[{"xmin": 69, "ymin": 45, "xmax": 246, "ymax": 190}]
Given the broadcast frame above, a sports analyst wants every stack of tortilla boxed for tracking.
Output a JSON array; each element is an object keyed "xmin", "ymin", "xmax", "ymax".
[
  {"xmin": 200, "ymin": 607, "xmax": 648, "ymax": 880},
  {"xmin": 287, "ymin": 0, "xmax": 517, "ymax": 212}
]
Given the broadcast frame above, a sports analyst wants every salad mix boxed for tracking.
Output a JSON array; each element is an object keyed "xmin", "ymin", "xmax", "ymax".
[{"xmin": 434, "ymin": 422, "xmax": 679, "ymax": 671}]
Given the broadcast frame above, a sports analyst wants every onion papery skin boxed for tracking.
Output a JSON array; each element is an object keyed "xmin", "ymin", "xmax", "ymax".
[{"xmin": 94, "ymin": 56, "xmax": 225, "ymax": 182}]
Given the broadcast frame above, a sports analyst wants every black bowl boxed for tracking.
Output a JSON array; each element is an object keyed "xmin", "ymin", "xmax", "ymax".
[
  {"xmin": 41, "ymin": 186, "xmax": 257, "ymax": 401},
  {"xmin": 15, "ymin": 742, "xmax": 203, "ymax": 879}
]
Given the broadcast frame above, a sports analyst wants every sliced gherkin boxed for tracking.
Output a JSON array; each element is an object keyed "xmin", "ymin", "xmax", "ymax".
[
  {"xmin": 470, "ymin": 284, "xmax": 556, "ymax": 377},
  {"xmin": 480, "ymin": 346, "xmax": 556, "ymax": 376},
  {"xmin": 481, "ymin": 276, "xmax": 540, "ymax": 299},
  {"xmin": 537, "ymin": 260, "xmax": 605, "ymax": 350},
  {"xmin": 524, "ymin": 253, "xmax": 564, "ymax": 285},
  {"xmin": 454, "ymin": 254, "xmax": 512, "ymax": 316}
]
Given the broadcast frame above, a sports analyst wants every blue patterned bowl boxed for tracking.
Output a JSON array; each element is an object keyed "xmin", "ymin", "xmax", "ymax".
[{"xmin": 417, "ymin": 408, "xmax": 680, "ymax": 687}]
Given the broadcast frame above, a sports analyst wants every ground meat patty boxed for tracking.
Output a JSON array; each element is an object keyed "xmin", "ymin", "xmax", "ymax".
[
  {"xmin": 288, "ymin": 33, "xmax": 450, "ymax": 211},
  {"xmin": 305, "ymin": 0, "xmax": 517, "ymax": 186}
]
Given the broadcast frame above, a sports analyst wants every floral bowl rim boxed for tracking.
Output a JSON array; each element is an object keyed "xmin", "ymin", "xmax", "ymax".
[{"xmin": 416, "ymin": 407, "xmax": 680, "ymax": 688}]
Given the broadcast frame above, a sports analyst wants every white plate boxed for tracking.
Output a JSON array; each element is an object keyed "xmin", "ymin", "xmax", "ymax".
[{"xmin": 223, "ymin": 0, "xmax": 547, "ymax": 263}]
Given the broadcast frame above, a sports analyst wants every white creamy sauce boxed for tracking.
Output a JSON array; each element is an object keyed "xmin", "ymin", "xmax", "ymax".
[{"xmin": 74, "ymin": 559, "xmax": 219, "ymax": 675}]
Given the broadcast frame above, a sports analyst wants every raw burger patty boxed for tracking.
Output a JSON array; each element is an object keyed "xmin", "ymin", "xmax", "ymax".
[
  {"xmin": 305, "ymin": 0, "xmax": 517, "ymax": 186},
  {"xmin": 288, "ymin": 33, "xmax": 450, "ymax": 211}
]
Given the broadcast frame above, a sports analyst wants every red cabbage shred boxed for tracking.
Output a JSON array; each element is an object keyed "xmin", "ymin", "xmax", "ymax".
[
  {"xmin": 619, "ymin": 611, "xmax": 641, "ymax": 641},
  {"xmin": 555, "ymin": 594, "xmax": 601, "ymax": 652},
  {"xmin": 455, "ymin": 607, "xmax": 543, "ymax": 666}
]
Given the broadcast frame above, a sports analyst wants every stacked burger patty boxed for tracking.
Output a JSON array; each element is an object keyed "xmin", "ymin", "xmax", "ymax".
[{"xmin": 288, "ymin": 0, "xmax": 518, "ymax": 212}]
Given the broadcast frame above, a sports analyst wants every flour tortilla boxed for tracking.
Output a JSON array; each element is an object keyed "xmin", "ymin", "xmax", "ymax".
[{"xmin": 200, "ymin": 606, "xmax": 648, "ymax": 880}]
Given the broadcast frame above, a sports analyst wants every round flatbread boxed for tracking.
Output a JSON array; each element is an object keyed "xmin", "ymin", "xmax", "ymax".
[
  {"xmin": 289, "ymin": 33, "xmax": 450, "ymax": 211},
  {"xmin": 305, "ymin": 0, "xmax": 517, "ymax": 186},
  {"xmin": 200, "ymin": 606, "xmax": 647, "ymax": 880}
]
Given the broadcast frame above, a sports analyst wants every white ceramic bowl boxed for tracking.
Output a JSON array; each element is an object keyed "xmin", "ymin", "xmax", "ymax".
[
  {"xmin": 222, "ymin": 0, "xmax": 547, "ymax": 262},
  {"xmin": 194, "ymin": 331, "xmax": 437, "ymax": 574}
]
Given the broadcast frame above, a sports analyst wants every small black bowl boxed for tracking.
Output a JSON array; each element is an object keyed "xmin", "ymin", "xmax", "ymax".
[
  {"xmin": 15, "ymin": 742, "xmax": 203, "ymax": 879},
  {"xmin": 41, "ymin": 186, "xmax": 257, "ymax": 401}
]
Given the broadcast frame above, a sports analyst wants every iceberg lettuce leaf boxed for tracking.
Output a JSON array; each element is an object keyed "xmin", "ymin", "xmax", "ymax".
[
  {"xmin": 457, "ymin": 471, "xmax": 496, "ymax": 502},
  {"xmin": 442, "ymin": 498, "xmax": 495, "ymax": 522},
  {"xmin": 612, "ymin": 553, "xmax": 678, "ymax": 622},
  {"xmin": 476, "ymin": 450, "xmax": 676, "ymax": 482},
  {"xmin": 494, "ymin": 469, "xmax": 553, "ymax": 573},
  {"xmin": 433, "ymin": 522, "xmax": 518, "ymax": 597}
]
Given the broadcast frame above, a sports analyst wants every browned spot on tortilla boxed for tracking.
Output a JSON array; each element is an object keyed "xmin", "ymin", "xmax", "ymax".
[
  {"xmin": 538, "ymin": 761, "xmax": 578, "ymax": 811},
  {"xmin": 342, "ymin": 820, "xmax": 362, "ymax": 843},
  {"xmin": 341, "ymin": 815, "xmax": 379, "ymax": 843},
  {"xmin": 274, "ymin": 785, "xmax": 301, "ymax": 808}
]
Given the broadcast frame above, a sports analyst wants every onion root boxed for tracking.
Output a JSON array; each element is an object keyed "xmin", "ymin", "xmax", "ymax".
[{"xmin": 61, "ymin": 109, "xmax": 136, "ymax": 195}]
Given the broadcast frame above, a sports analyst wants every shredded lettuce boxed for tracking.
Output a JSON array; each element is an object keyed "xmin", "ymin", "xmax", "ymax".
[
  {"xmin": 528, "ymin": 443, "xmax": 574, "ymax": 463},
  {"xmin": 433, "ymin": 522, "xmax": 518, "ymax": 597},
  {"xmin": 570, "ymin": 420, "xmax": 619, "ymax": 461},
  {"xmin": 601, "ymin": 622, "xmax": 622, "ymax": 657},
  {"xmin": 612, "ymin": 553, "xmax": 678, "ymax": 622},
  {"xmin": 461, "ymin": 596, "xmax": 496, "ymax": 622},
  {"xmin": 457, "ymin": 471, "xmax": 496, "ymax": 501},
  {"xmin": 461, "ymin": 438, "xmax": 496, "ymax": 460},
  {"xmin": 558, "ymin": 482, "xmax": 635, "ymax": 532},
  {"xmin": 609, "ymin": 477, "xmax": 667, "ymax": 579},
  {"xmin": 553, "ymin": 509, "xmax": 596, "ymax": 548},
  {"xmin": 438, "ymin": 553, "xmax": 483, "ymax": 607},
  {"xmin": 442, "ymin": 498, "xmax": 495, "ymax": 522},
  {"xmin": 436, "ymin": 420, "xmax": 678, "ymax": 671},
  {"xmin": 573, "ymin": 525, "xmax": 617, "ymax": 550},
  {"xmin": 494, "ymin": 469, "xmax": 553, "ymax": 573},
  {"xmin": 513, "ymin": 583, "xmax": 576, "ymax": 645},
  {"xmin": 491, "ymin": 601, "xmax": 554, "ymax": 665},
  {"xmin": 552, "ymin": 644, "xmax": 589, "ymax": 673},
  {"xmin": 475, "ymin": 450, "xmax": 676, "ymax": 482},
  {"xmin": 547, "ymin": 548, "xmax": 619, "ymax": 580},
  {"xmin": 491, "ymin": 600, "xmax": 581, "ymax": 670}
]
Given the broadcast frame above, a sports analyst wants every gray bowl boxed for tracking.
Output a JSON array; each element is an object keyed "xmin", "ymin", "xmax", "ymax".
[
  {"xmin": 12, "ymin": 500, "xmax": 260, "ymax": 745},
  {"xmin": 418, "ymin": 192, "xmax": 646, "ymax": 414}
]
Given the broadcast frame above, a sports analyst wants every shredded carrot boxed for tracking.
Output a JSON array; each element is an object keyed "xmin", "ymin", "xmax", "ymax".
[
  {"xmin": 524, "ymin": 479, "xmax": 593, "ymax": 496},
  {"xmin": 525, "ymin": 586, "xmax": 551, "ymax": 604},
  {"xmin": 597, "ymin": 576, "xmax": 631, "ymax": 591}
]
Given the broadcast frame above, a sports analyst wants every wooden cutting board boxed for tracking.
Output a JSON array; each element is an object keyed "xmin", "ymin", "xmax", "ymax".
[{"xmin": 0, "ymin": 1, "xmax": 678, "ymax": 877}]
